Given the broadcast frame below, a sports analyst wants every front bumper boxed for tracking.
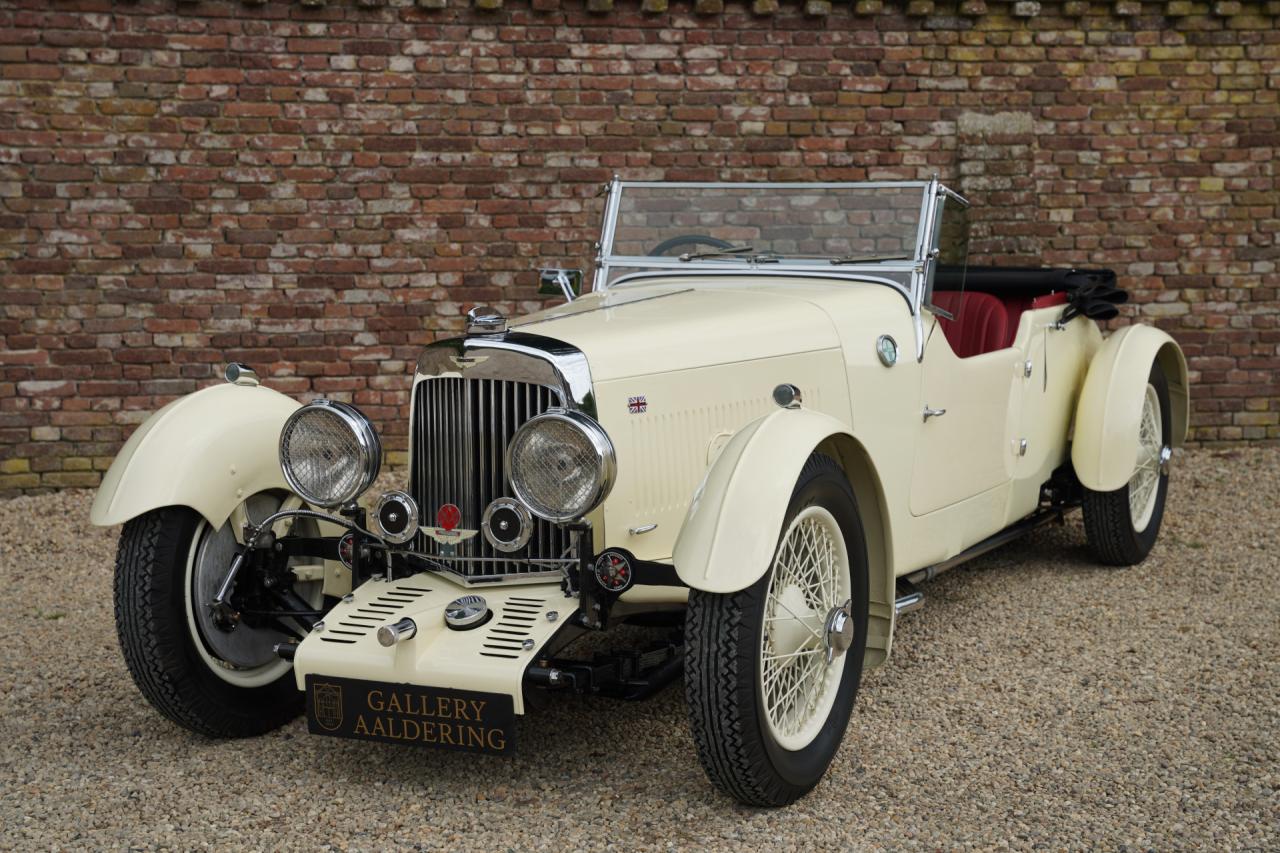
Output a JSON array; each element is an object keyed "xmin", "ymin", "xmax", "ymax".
[{"xmin": 293, "ymin": 572, "xmax": 574, "ymax": 714}]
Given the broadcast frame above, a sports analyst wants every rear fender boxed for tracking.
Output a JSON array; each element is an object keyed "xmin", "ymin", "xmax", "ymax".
[
  {"xmin": 1071, "ymin": 325, "xmax": 1189, "ymax": 492},
  {"xmin": 90, "ymin": 383, "xmax": 301, "ymax": 528},
  {"xmin": 673, "ymin": 408, "xmax": 896, "ymax": 667}
]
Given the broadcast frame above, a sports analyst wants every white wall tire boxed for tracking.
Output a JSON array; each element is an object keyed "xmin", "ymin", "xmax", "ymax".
[
  {"xmin": 182, "ymin": 492, "xmax": 321, "ymax": 688},
  {"xmin": 685, "ymin": 454, "xmax": 869, "ymax": 807},
  {"xmin": 1082, "ymin": 363, "xmax": 1173, "ymax": 566},
  {"xmin": 114, "ymin": 500, "xmax": 321, "ymax": 737}
]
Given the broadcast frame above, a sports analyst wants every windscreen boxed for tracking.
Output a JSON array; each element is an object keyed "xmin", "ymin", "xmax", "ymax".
[{"xmin": 608, "ymin": 184, "xmax": 927, "ymax": 263}]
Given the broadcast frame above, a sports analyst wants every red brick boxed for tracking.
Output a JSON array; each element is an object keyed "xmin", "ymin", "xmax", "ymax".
[{"xmin": 0, "ymin": 0, "xmax": 1274, "ymax": 492}]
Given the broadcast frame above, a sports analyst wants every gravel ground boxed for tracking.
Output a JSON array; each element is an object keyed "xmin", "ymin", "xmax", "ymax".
[{"xmin": 1, "ymin": 446, "xmax": 1277, "ymax": 851}]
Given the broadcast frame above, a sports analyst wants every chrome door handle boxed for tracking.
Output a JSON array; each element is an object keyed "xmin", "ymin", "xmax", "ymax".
[{"xmin": 922, "ymin": 406, "xmax": 947, "ymax": 422}]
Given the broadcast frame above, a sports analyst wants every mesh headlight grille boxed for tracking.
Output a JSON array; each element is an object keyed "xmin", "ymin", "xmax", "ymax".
[
  {"xmin": 279, "ymin": 401, "xmax": 381, "ymax": 507},
  {"xmin": 507, "ymin": 411, "xmax": 614, "ymax": 522}
]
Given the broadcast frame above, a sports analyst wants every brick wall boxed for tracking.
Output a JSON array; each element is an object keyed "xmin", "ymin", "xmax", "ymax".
[{"xmin": 0, "ymin": 0, "xmax": 1276, "ymax": 495}]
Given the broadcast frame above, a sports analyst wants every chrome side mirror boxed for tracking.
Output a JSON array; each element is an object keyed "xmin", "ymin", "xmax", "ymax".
[{"xmin": 538, "ymin": 268, "xmax": 582, "ymax": 303}]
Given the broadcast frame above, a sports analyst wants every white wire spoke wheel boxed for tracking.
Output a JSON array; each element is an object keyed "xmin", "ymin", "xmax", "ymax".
[
  {"xmin": 1129, "ymin": 383, "xmax": 1163, "ymax": 533},
  {"xmin": 685, "ymin": 454, "xmax": 868, "ymax": 807},
  {"xmin": 759, "ymin": 505, "xmax": 852, "ymax": 751}
]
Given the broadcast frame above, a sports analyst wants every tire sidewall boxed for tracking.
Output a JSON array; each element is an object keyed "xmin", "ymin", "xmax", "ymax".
[
  {"xmin": 115, "ymin": 506, "xmax": 302, "ymax": 736},
  {"xmin": 1133, "ymin": 364, "xmax": 1172, "ymax": 547}
]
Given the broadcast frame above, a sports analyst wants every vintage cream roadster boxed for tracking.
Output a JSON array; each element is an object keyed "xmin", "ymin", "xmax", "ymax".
[{"xmin": 92, "ymin": 180, "xmax": 1188, "ymax": 806}]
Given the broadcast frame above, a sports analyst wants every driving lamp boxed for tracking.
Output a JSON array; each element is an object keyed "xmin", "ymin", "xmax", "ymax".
[
  {"xmin": 506, "ymin": 409, "xmax": 616, "ymax": 523},
  {"xmin": 279, "ymin": 400, "xmax": 382, "ymax": 508}
]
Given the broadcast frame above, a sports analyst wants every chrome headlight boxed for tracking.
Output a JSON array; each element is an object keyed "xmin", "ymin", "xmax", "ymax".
[
  {"xmin": 506, "ymin": 409, "xmax": 615, "ymax": 523},
  {"xmin": 279, "ymin": 400, "xmax": 382, "ymax": 508}
]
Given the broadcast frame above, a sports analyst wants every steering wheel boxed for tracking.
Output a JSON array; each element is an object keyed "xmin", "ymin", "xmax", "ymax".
[{"xmin": 648, "ymin": 234, "xmax": 736, "ymax": 257}]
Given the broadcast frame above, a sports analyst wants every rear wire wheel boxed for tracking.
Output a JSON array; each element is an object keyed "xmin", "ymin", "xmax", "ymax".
[
  {"xmin": 1082, "ymin": 362, "xmax": 1173, "ymax": 566},
  {"xmin": 685, "ymin": 454, "xmax": 869, "ymax": 807}
]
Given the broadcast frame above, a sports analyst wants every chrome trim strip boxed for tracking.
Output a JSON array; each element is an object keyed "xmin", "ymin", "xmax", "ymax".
[
  {"xmin": 615, "ymin": 180, "xmax": 932, "ymax": 190},
  {"xmin": 415, "ymin": 332, "xmax": 595, "ymax": 417},
  {"xmin": 606, "ymin": 256, "xmax": 916, "ymax": 273},
  {"xmin": 606, "ymin": 269, "xmax": 913, "ymax": 309},
  {"xmin": 406, "ymin": 550, "xmax": 567, "ymax": 587}
]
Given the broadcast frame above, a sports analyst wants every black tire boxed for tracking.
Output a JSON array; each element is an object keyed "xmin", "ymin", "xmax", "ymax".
[
  {"xmin": 114, "ymin": 506, "xmax": 303, "ymax": 737},
  {"xmin": 685, "ymin": 454, "xmax": 869, "ymax": 807},
  {"xmin": 1082, "ymin": 362, "xmax": 1172, "ymax": 566}
]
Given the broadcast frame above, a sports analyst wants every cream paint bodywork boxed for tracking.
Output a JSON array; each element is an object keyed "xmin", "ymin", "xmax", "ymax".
[
  {"xmin": 514, "ymin": 281, "xmax": 847, "ymax": 382},
  {"xmin": 91, "ymin": 382, "xmax": 353, "ymax": 599},
  {"xmin": 597, "ymin": 349, "xmax": 852, "ymax": 565},
  {"xmin": 90, "ymin": 383, "xmax": 301, "ymax": 529},
  {"xmin": 293, "ymin": 575, "xmax": 570, "ymax": 714},
  {"xmin": 671, "ymin": 407, "xmax": 857, "ymax": 593},
  {"xmin": 911, "ymin": 322, "xmax": 1023, "ymax": 516},
  {"xmin": 91, "ymin": 266, "xmax": 1185, "ymax": 704},
  {"xmin": 556, "ymin": 281, "xmax": 1117, "ymax": 606},
  {"xmin": 1071, "ymin": 324, "xmax": 1189, "ymax": 492}
]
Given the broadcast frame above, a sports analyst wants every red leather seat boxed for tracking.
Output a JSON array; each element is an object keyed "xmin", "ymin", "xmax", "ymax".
[{"xmin": 931, "ymin": 291, "xmax": 1011, "ymax": 358}]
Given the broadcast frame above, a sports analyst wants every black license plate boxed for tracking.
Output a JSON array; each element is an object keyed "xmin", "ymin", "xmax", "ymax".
[{"xmin": 305, "ymin": 675, "xmax": 515, "ymax": 755}]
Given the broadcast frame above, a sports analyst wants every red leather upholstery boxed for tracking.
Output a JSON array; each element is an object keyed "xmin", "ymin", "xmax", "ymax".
[
  {"xmin": 931, "ymin": 291, "xmax": 1011, "ymax": 359},
  {"xmin": 1031, "ymin": 291, "xmax": 1067, "ymax": 310},
  {"xmin": 931, "ymin": 290, "xmax": 1068, "ymax": 358}
]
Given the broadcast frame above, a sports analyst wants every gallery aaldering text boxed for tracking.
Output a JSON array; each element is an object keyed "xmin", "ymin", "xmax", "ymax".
[{"xmin": 352, "ymin": 688, "xmax": 507, "ymax": 751}]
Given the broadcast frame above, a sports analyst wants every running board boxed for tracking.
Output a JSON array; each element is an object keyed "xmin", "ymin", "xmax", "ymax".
[{"xmin": 904, "ymin": 507, "xmax": 1064, "ymax": 587}]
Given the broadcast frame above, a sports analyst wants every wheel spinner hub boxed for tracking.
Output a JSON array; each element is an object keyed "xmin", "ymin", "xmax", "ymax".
[{"xmin": 823, "ymin": 599, "xmax": 854, "ymax": 665}]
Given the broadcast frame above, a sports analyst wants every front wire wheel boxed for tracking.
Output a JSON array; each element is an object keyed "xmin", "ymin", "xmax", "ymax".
[
  {"xmin": 686, "ymin": 454, "xmax": 869, "ymax": 807},
  {"xmin": 184, "ymin": 492, "xmax": 322, "ymax": 687},
  {"xmin": 760, "ymin": 505, "xmax": 851, "ymax": 751},
  {"xmin": 1082, "ymin": 362, "xmax": 1173, "ymax": 565}
]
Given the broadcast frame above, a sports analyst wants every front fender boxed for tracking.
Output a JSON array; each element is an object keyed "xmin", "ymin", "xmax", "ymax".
[
  {"xmin": 673, "ymin": 407, "xmax": 854, "ymax": 593},
  {"xmin": 1071, "ymin": 325, "xmax": 1189, "ymax": 492},
  {"xmin": 90, "ymin": 383, "xmax": 301, "ymax": 528}
]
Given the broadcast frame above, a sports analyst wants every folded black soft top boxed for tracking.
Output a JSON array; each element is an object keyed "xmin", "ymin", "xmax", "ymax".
[{"xmin": 935, "ymin": 265, "xmax": 1118, "ymax": 298}]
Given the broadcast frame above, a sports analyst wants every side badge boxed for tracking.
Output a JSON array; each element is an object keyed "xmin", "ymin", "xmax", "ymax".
[{"xmin": 628, "ymin": 395, "xmax": 648, "ymax": 414}]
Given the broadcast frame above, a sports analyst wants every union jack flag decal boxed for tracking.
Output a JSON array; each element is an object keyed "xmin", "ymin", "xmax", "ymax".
[{"xmin": 627, "ymin": 395, "xmax": 648, "ymax": 414}]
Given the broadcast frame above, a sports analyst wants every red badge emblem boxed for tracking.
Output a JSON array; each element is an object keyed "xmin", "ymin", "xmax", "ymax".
[{"xmin": 436, "ymin": 503, "xmax": 461, "ymax": 531}]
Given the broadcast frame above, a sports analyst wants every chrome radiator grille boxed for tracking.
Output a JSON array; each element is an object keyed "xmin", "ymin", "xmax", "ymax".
[{"xmin": 409, "ymin": 377, "xmax": 573, "ymax": 580}]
